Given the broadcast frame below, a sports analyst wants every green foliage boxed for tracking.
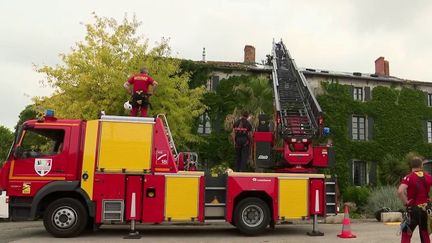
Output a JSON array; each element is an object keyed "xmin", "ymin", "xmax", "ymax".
[
  {"xmin": 232, "ymin": 77, "xmax": 273, "ymax": 118},
  {"xmin": 203, "ymin": 75, "xmax": 273, "ymax": 132},
  {"xmin": 179, "ymin": 60, "xmax": 213, "ymax": 89},
  {"xmin": 205, "ymin": 76, "xmax": 244, "ymax": 132},
  {"xmin": 210, "ymin": 161, "xmax": 232, "ymax": 175},
  {"xmin": 192, "ymin": 75, "xmax": 273, "ymax": 170},
  {"xmin": 318, "ymin": 80, "xmax": 432, "ymax": 191},
  {"xmin": 343, "ymin": 186, "xmax": 370, "ymax": 212},
  {"xmin": 0, "ymin": 126, "xmax": 14, "ymax": 162},
  {"xmin": 366, "ymin": 185, "xmax": 404, "ymax": 216},
  {"xmin": 15, "ymin": 105, "xmax": 38, "ymax": 129},
  {"xmin": 379, "ymin": 154, "xmax": 409, "ymax": 185},
  {"xmin": 34, "ymin": 14, "xmax": 206, "ymax": 148},
  {"xmin": 195, "ymin": 131, "xmax": 236, "ymax": 170}
]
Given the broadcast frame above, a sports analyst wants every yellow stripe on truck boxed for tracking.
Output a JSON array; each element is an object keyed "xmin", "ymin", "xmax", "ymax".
[{"xmin": 80, "ymin": 120, "xmax": 99, "ymax": 199}]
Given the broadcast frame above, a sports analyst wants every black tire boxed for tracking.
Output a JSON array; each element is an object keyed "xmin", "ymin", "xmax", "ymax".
[
  {"xmin": 234, "ymin": 197, "xmax": 270, "ymax": 235},
  {"xmin": 43, "ymin": 198, "xmax": 88, "ymax": 238}
]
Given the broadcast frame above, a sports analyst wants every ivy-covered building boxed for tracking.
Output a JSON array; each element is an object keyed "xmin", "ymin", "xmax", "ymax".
[{"xmin": 191, "ymin": 45, "xmax": 432, "ymax": 189}]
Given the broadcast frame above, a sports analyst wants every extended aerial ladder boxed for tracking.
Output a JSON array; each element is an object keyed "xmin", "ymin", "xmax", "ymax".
[{"xmin": 253, "ymin": 40, "xmax": 331, "ymax": 173}]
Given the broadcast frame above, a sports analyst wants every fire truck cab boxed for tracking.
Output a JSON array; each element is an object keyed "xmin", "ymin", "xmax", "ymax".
[{"xmin": 0, "ymin": 112, "xmax": 327, "ymax": 238}]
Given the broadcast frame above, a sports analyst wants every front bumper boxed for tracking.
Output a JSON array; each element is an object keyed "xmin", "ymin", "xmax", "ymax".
[{"xmin": 0, "ymin": 191, "xmax": 9, "ymax": 218}]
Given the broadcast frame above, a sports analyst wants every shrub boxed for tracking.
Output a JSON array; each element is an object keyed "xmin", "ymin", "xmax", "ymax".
[
  {"xmin": 342, "ymin": 186, "xmax": 370, "ymax": 212},
  {"xmin": 379, "ymin": 154, "xmax": 409, "ymax": 185},
  {"xmin": 366, "ymin": 185, "xmax": 404, "ymax": 216}
]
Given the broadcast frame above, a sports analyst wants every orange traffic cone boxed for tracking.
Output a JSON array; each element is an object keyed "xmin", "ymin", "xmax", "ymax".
[{"xmin": 337, "ymin": 204, "xmax": 356, "ymax": 238}]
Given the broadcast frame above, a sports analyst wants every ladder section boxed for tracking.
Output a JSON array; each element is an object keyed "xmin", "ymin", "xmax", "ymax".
[
  {"xmin": 325, "ymin": 176, "xmax": 338, "ymax": 215},
  {"xmin": 157, "ymin": 114, "xmax": 178, "ymax": 157},
  {"xmin": 204, "ymin": 175, "xmax": 227, "ymax": 220},
  {"xmin": 272, "ymin": 41, "xmax": 322, "ymax": 140}
]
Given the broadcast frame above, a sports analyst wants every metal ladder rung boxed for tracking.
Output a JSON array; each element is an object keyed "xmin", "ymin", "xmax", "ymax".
[{"xmin": 157, "ymin": 114, "xmax": 178, "ymax": 157}]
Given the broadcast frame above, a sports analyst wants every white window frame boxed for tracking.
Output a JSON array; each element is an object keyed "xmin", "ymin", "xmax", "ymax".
[
  {"xmin": 353, "ymin": 87, "xmax": 364, "ymax": 101},
  {"xmin": 352, "ymin": 115, "xmax": 367, "ymax": 141}
]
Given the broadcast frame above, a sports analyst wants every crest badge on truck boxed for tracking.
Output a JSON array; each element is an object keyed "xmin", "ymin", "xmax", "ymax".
[
  {"xmin": 156, "ymin": 150, "xmax": 168, "ymax": 165},
  {"xmin": 34, "ymin": 158, "xmax": 52, "ymax": 176}
]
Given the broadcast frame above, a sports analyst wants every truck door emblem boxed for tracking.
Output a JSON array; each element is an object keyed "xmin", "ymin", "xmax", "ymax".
[
  {"xmin": 22, "ymin": 183, "xmax": 31, "ymax": 194},
  {"xmin": 34, "ymin": 158, "xmax": 52, "ymax": 176},
  {"xmin": 156, "ymin": 151, "xmax": 168, "ymax": 165}
]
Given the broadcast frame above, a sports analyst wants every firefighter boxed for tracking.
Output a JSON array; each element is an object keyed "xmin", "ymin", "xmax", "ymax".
[
  {"xmin": 398, "ymin": 156, "xmax": 432, "ymax": 243},
  {"xmin": 124, "ymin": 68, "xmax": 158, "ymax": 117},
  {"xmin": 232, "ymin": 111, "xmax": 253, "ymax": 172}
]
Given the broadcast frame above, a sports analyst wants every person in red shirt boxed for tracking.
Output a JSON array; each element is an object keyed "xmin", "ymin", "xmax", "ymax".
[
  {"xmin": 124, "ymin": 68, "xmax": 158, "ymax": 117},
  {"xmin": 398, "ymin": 156, "xmax": 432, "ymax": 243}
]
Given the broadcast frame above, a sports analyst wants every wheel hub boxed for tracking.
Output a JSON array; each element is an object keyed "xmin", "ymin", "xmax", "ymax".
[
  {"xmin": 52, "ymin": 206, "xmax": 77, "ymax": 229},
  {"xmin": 242, "ymin": 205, "xmax": 264, "ymax": 227}
]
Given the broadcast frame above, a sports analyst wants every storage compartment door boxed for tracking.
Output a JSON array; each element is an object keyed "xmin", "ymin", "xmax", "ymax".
[
  {"xmin": 98, "ymin": 121, "xmax": 153, "ymax": 172},
  {"xmin": 165, "ymin": 176, "xmax": 199, "ymax": 221},
  {"xmin": 279, "ymin": 178, "xmax": 308, "ymax": 219},
  {"xmin": 125, "ymin": 176, "xmax": 143, "ymax": 221}
]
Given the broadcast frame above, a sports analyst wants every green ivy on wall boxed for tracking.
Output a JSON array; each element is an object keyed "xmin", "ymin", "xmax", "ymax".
[{"xmin": 318, "ymin": 80, "xmax": 432, "ymax": 191}]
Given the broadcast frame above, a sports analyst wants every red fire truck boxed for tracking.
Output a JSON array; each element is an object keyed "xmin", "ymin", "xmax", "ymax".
[{"xmin": 0, "ymin": 41, "xmax": 332, "ymax": 238}]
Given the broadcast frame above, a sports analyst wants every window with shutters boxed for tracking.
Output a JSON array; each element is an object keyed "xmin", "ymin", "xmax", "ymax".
[
  {"xmin": 208, "ymin": 75, "xmax": 220, "ymax": 91},
  {"xmin": 351, "ymin": 86, "xmax": 371, "ymax": 102},
  {"xmin": 352, "ymin": 160, "xmax": 368, "ymax": 186},
  {"xmin": 353, "ymin": 87, "xmax": 363, "ymax": 101},
  {"xmin": 428, "ymin": 93, "xmax": 432, "ymax": 107},
  {"xmin": 427, "ymin": 121, "xmax": 432, "ymax": 143},
  {"xmin": 352, "ymin": 115, "xmax": 366, "ymax": 140},
  {"xmin": 197, "ymin": 112, "xmax": 211, "ymax": 135}
]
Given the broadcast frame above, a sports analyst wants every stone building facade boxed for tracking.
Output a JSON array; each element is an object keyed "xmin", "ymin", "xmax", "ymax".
[{"xmin": 196, "ymin": 45, "xmax": 432, "ymax": 185}]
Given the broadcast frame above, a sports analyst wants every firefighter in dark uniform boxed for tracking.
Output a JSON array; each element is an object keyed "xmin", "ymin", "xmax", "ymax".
[
  {"xmin": 124, "ymin": 68, "xmax": 158, "ymax": 117},
  {"xmin": 398, "ymin": 156, "xmax": 432, "ymax": 243},
  {"xmin": 232, "ymin": 111, "xmax": 253, "ymax": 172}
]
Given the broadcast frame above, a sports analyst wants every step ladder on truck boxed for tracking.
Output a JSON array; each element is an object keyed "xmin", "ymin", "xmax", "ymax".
[{"xmin": 0, "ymin": 40, "xmax": 334, "ymax": 238}]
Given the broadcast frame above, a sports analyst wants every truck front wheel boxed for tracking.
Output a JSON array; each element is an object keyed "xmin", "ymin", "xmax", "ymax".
[
  {"xmin": 43, "ymin": 198, "xmax": 88, "ymax": 238},
  {"xmin": 234, "ymin": 197, "xmax": 270, "ymax": 235}
]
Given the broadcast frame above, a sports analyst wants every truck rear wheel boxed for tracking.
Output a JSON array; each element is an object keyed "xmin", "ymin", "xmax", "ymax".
[
  {"xmin": 234, "ymin": 197, "xmax": 270, "ymax": 235},
  {"xmin": 43, "ymin": 198, "xmax": 88, "ymax": 238}
]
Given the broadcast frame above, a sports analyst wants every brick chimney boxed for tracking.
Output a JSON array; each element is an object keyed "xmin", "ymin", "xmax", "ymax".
[
  {"xmin": 375, "ymin": 56, "xmax": 390, "ymax": 76},
  {"xmin": 244, "ymin": 45, "xmax": 255, "ymax": 63}
]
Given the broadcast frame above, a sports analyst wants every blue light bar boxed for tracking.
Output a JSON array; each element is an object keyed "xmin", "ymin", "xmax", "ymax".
[
  {"xmin": 45, "ymin": 109, "xmax": 55, "ymax": 117},
  {"xmin": 323, "ymin": 127, "xmax": 331, "ymax": 136}
]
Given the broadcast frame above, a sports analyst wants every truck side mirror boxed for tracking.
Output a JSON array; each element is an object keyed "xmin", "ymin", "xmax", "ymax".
[{"xmin": 13, "ymin": 146, "xmax": 24, "ymax": 159}]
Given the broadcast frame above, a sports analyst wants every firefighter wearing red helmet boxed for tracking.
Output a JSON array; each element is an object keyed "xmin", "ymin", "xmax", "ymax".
[{"xmin": 124, "ymin": 68, "xmax": 158, "ymax": 117}]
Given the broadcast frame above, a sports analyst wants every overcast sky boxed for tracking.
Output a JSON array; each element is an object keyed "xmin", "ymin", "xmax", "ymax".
[{"xmin": 1, "ymin": 0, "xmax": 432, "ymax": 129}]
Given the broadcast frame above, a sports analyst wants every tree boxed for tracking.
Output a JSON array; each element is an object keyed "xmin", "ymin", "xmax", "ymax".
[
  {"xmin": 15, "ymin": 105, "xmax": 38, "ymax": 129},
  {"xmin": 225, "ymin": 76, "xmax": 273, "ymax": 129},
  {"xmin": 0, "ymin": 126, "xmax": 14, "ymax": 162},
  {"xmin": 194, "ymin": 75, "xmax": 273, "ymax": 170},
  {"xmin": 35, "ymin": 14, "xmax": 206, "ymax": 147}
]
